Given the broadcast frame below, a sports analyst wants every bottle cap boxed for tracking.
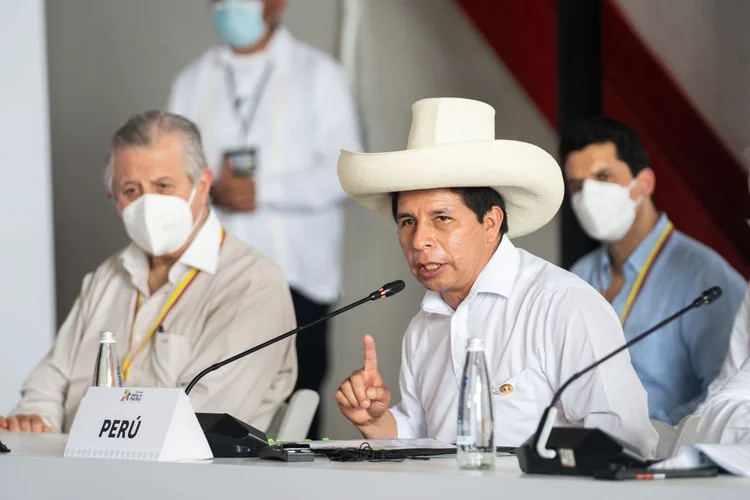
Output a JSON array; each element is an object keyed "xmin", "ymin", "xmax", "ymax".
[
  {"xmin": 466, "ymin": 338, "xmax": 485, "ymax": 351},
  {"xmin": 99, "ymin": 331, "xmax": 117, "ymax": 343}
]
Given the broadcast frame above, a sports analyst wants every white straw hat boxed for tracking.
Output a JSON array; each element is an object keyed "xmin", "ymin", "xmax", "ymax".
[{"xmin": 337, "ymin": 97, "xmax": 563, "ymax": 238}]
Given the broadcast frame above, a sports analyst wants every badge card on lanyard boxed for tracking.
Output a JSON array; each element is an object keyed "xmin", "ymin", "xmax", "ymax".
[{"xmin": 222, "ymin": 62, "xmax": 274, "ymax": 177}]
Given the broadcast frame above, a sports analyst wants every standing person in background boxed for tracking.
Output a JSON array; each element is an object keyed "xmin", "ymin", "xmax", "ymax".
[
  {"xmin": 168, "ymin": 0, "xmax": 363, "ymax": 438},
  {"xmin": 561, "ymin": 117, "xmax": 746, "ymax": 426}
]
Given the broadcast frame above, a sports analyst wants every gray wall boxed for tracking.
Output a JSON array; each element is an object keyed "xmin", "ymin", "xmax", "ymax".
[
  {"xmin": 45, "ymin": 0, "xmax": 558, "ymax": 438},
  {"xmin": 615, "ymin": 0, "xmax": 750, "ymax": 167}
]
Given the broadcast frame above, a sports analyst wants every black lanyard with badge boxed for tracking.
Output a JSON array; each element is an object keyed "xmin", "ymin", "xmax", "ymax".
[{"xmin": 222, "ymin": 61, "xmax": 274, "ymax": 177}]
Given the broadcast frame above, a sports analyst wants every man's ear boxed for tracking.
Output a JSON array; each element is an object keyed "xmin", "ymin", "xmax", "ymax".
[
  {"xmin": 483, "ymin": 206, "xmax": 504, "ymax": 242},
  {"xmin": 635, "ymin": 168, "xmax": 656, "ymax": 198},
  {"xmin": 199, "ymin": 169, "xmax": 214, "ymax": 205}
]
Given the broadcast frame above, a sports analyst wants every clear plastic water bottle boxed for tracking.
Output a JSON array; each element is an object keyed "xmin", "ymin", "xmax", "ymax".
[
  {"xmin": 92, "ymin": 331, "xmax": 123, "ymax": 388},
  {"xmin": 457, "ymin": 337, "xmax": 495, "ymax": 470}
]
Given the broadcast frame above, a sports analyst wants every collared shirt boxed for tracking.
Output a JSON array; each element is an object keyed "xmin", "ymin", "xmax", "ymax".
[
  {"xmin": 390, "ymin": 237, "xmax": 658, "ymax": 458},
  {"xmin": 571, "ymin": 214, "xmax": 746, "ymax": 424},
  {"xmin": 168, "ymin": 27, "xmax": 363, "ymax": 304},
  {"xmin": 697, "ymin": 285, "xmax": 750, "ymax": 444},
  {"xmin": 707, "ymin": 283, "xmax": 750, "ymax": 396},
  {"xmin": 11, "ymin": 211, "xmax": 297, "ymax": 433},
  {"xmin": 696, "ymin": 357, "xmax": 750, "ymax": 444}
]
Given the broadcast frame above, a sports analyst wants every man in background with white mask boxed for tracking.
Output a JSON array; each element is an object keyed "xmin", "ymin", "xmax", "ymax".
[
  {"xmin": 562, "ymin": 116, "xmax": 745, "ymax": 426},
  {"xmin": 168, "ymin": 0, "xmax": 362, "ymax": 438},
  {"xmin": 0, "ymin": 111, "xmax": 296, "ymax": 434}
]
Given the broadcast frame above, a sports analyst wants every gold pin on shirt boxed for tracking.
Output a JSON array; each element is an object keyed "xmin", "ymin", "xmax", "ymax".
[{"xmin": 492, "ymin": 383, "xmax": 514, "ymax": 395}]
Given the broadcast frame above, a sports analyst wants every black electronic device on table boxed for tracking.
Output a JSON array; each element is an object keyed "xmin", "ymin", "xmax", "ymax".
[
  {"xmin": 517, "ymin": 287, "xmax": 723, "ymax": 476},
  {"xmin": 186, "ymin": 280, "xmax": 407, "ymax": 459}
]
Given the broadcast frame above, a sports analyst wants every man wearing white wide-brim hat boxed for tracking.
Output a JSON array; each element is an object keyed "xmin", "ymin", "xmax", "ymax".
[{"xmin": 334, "ymin": 98, "xmax": 658, "ymax": 457}]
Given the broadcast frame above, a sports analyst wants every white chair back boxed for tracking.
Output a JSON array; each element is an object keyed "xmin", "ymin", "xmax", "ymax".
[
  {"xmin": 673, "ymin": 414, "xmax": 701, "ymax": 452},
  {"xmin": 651, "ymin": 419, "xmax": 677, "ymax": 460},
  {"xmin": 651, "ymin": 414, "xmax": 702, "ymax": 459},
  {"xmin": 266, "ymin": 389, "xmax": 320, "ymax": 442}
]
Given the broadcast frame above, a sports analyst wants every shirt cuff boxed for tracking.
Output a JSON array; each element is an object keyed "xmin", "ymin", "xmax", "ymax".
[
  {"xmin": 8, "ymin": 409, "xmax": 60, "ymax": 433},
  {"xmin": 390, "ymin": 406, "xmax": 418, "ymax": 439}
]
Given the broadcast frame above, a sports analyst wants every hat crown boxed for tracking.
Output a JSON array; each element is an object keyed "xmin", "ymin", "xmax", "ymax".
[{"xmin": 406, "ymin": 98, "xmax": 496, "ymax": 150}]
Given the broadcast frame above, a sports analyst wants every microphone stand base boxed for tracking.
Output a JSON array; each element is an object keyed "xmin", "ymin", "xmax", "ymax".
[
  {"xmin": 516, "ymin": 427, "xmax": 651, "ymax": 476},
  {"xmin": 196, "ymin": 412, "xmax": 269, "ymax": 458}
]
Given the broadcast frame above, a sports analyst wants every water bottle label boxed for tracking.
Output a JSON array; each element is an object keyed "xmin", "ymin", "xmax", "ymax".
[{"xmin": 456, "ymin": 435, "xmax": 474, "ymax": 445}]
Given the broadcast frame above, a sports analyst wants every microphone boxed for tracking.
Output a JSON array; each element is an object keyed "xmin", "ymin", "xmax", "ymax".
[
  {"xmin": 188, "ymin": 280, "xmax": 406, "ymax": 458},
  {"xmin": 516, "ymin": 286, "xmax": 723, "ymax": 476}
]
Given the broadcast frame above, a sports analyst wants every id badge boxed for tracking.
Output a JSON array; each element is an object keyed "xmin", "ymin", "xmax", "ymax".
[{"xmin": 224, "ymin": 147, "xmax": 257, "ymax": 177}]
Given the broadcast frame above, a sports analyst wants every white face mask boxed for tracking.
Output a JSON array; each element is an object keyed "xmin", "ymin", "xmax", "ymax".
[
  {"xmin": 122, "ymin": 188, "xmax": 199, "ymax": 256},
  {"xmin": 571, "ymin": 179, "xmax": 641, "ymax": 243}
]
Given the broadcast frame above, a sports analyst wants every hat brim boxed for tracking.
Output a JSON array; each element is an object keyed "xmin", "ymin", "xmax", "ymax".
[{"xmin": 337, "ymin": 140, "xmax": 563, "ymax": 238}]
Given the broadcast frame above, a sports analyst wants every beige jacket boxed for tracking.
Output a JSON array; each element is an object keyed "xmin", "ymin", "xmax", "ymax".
[{"xmin": 12, "ymin": 211, "xmax": 297, "ymax": 432}]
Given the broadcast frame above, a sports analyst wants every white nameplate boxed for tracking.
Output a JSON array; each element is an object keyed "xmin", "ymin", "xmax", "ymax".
[{"xmin": 64, "ymin": 387, "xmax": 213, "ymax": 462}]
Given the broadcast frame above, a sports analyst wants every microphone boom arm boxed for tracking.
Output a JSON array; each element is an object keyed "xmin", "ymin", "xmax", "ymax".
[
  {"xmin": 184, "ymin": 280, "xmax": 405, "ymax": 396},
  {"xmin": 535, "ymin": 286, "xmax": 722, "ymax": 459}
]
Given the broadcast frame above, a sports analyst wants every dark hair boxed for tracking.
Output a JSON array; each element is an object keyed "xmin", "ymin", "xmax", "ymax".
[
  {"xmin": 390, "ymin": 187, "xmax": 509, "ymax": 235},
  {"xmin": 559, "ymin": 117, "xmax": 649, "ymax": 176}
]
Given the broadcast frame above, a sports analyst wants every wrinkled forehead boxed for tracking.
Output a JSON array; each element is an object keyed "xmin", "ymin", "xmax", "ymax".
[{"xmin": 112, "ymin": 134, "xmax": 189, "ymax": 184}]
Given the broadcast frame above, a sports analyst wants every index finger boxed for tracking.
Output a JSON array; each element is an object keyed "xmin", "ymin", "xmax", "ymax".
[{"xmin": 363, "ymin": 334, "xmax": 378, "ymax": 373}]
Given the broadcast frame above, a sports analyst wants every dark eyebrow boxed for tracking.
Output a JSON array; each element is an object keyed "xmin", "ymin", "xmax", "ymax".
[
  {"xmin": 429, "ymin": 207, "xmax": 452, "ymax": 216},
  {"xmin": 396, "ymin": 206, "xmax": 453, "ymax": 220},
  {"xmin": 592, "ymin": 166, "xmax": 614, "ymax": 176}
]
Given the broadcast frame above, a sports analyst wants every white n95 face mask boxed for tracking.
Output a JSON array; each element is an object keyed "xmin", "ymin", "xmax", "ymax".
[
  {"xmin": 571, "ymin": 179, "xmax": 640, "ymax": 243},
  {"xmin": 122, "ymin": 188, "xmax": 198, "ymax": 256}
]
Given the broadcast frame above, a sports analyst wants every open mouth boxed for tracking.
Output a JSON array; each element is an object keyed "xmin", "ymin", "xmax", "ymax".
[{"xmin": 418, "ymin": 262, "xmax": 445, "ymax": 278}]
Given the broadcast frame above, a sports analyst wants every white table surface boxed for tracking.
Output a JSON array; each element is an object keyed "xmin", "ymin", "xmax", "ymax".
[{"xmin": 1, "ymin": 431, "xmax": 749, "ymax": 499}]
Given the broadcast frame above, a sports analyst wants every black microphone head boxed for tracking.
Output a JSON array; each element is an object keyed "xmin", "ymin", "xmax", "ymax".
[
  {"xmin": 369, "ymin": 280, "xmax": 406, "ymax": 301},
  {"xmin": 696, "ymin": 286, "xmax": 722, "ymax": 306}
]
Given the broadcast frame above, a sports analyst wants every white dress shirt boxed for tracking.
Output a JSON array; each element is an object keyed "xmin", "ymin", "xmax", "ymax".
[
  {"xmin": 697, "ymin": 284, "xmax": 750, "ymax": 444},
  {"xmin": 12, "ymin": 211, "xmax": 297, "ymax": 432},
  {"xmin": 706, "ymin": 283, "xmax": 750, "ymax": 396},
  {"xmin": 167, "ymin": 27, "xmax": 362, "ymax": 304},
  {"xmin": 390, "ymin": 237, "xmax": 658, "ymax": 458},
  {"xmin": 696, "ymin": 358, "xmax": 750, "ymax": 444}
]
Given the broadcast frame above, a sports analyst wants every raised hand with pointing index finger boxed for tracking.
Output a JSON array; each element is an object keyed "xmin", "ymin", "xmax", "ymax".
[{"xmin": 335, "ymin": 334, "xmax": 397, "ymax": 439}]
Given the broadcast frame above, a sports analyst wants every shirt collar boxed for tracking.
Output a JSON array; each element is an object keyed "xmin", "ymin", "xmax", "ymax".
[
  {"xmin": 421, "ymin": 236, "xmax": 520, "ymax": 315},
  {"xmin": 179, "ymin": 209, "xmax": 223, "ymax": 274},
  {"xmin": 119, "ymin": 210, "xmax": 223, "ymax": 293},
  {"xmin": 628, "ymin": 213, "xmax": 671, "ymax": 271}
]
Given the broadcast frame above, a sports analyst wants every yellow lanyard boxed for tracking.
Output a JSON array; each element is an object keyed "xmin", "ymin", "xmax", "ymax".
[
  {"xmin": 121, "ymin": 227, "xmax": 226, "ymax": 382},
  {"xmin": 601, "ymin": 222, "xmax": 674, "ymax": 326},
  {"xmin": 122, "ymin": 268, "xmax": 200, "ymax": 382}
]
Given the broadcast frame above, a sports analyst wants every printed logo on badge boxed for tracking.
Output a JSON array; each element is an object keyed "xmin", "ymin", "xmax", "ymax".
[{"xmin": 120, "ymin": 389, "xmax": 144, "ymax": 403}]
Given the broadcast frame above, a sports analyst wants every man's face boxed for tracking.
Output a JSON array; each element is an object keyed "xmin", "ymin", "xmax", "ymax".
[
  {"xmin": 395, "ymin": 189, "xmax": 502, "ymax": 304},
  {"xmin": 112, "ymin": 133, "xmax": 212, "ymax": 223},
  {"xmin": 564, "ymin": 141, "xmax": 643, "ymax": 198}
]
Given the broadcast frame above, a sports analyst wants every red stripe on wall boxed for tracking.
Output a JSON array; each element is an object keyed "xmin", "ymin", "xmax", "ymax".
[{"xmin": 456, "ymin": 0, "xmax": 750, "ymax": 276}]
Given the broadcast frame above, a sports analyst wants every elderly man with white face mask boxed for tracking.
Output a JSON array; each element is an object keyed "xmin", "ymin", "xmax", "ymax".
[
  {"xmin": 0, "ymin": 111, "xmax": 297, "ymax": 434},
  {"xmin": 562, "ymin": 117, "xmax": 745, "ymax": 426}
]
